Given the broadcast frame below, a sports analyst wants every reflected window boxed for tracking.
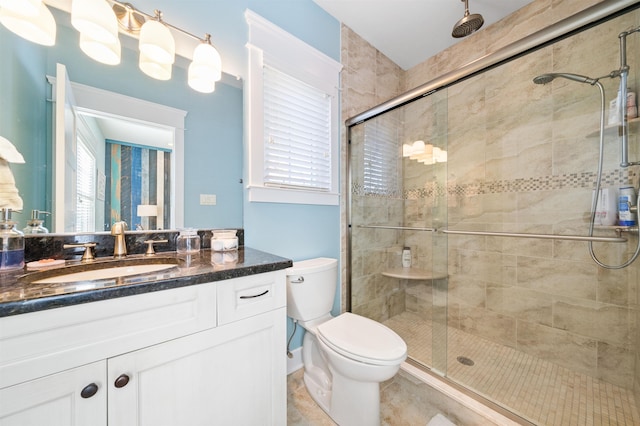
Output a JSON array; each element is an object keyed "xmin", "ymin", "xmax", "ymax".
[
  {"xmin": 76, "ymin": 137, "xmax": 96, "ymax": 232},
  {"xmin": 363, "ymin": 118, "xmax": 401, "ymax": 196}
]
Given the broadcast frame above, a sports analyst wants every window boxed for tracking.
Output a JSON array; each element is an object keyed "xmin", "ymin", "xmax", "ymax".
[
  {"xmin": 245, "ymin": 10, "xmax": 342, "ymax": 205},
  {"xmin": 263, "ymin": 66, "xmax": 332, "ymax": 191}
]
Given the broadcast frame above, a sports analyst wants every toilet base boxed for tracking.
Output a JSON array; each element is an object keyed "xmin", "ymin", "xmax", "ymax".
[
  {"xmin": 302, "ymin": 331, "xmax": 383, "ymax": 426},
  {"xmin": 303, "ymin": 368, "xmax": 381, "ymax": 426}
]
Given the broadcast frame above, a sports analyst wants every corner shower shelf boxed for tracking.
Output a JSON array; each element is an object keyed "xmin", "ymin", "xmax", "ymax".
[
  {"xmin": 382, "ymin": 268, "xmax": 447, "ymax": 280},
  {"xmin": 586, "ymin": 116, "xmax": 640, "ymax": 138}
]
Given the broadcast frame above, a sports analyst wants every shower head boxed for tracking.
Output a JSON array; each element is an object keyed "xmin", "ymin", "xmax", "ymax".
[
  {"xmin": 533, "ymin": 72, "xmax": 599, "ymax": 85},
  {"xmin": 452, "ymin": 0, "xmax": 484, "ymax": 38}
]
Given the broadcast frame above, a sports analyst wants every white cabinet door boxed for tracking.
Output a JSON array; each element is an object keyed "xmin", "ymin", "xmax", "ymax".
[
  {"xmin": 0, "ymin": 361, "xmax": 106, "ymax": 426},
  {"xmin": 108, "ymin": 307, "xmax": 286, "ymax": 426}
]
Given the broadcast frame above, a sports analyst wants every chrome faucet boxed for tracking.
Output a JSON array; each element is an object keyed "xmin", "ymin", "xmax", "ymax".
[{"xmin": 111, "ymin": 221, "xmax": 128, "ymax": 258}]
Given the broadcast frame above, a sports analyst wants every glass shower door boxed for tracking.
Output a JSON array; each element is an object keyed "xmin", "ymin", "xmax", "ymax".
[{"xmin": 348, "ymin": 89, "xmax": 449, "ymax": 376}]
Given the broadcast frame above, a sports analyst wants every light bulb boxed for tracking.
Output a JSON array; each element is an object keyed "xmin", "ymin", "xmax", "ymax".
[
  {"xmin": 139, "ymin": 51, "xmax": 172, "ymax": 80},
  {"xmin": 139, "ymin": 17, "xmax": 175, "ymax": 64},
  {"xmin": 71, "ymin": 0, "xmax": 118, "ymax": 44},
  {"xmin": 80, "ymin": 32, "xmax": 121, "ymax": 65},
  {"xmin": 0, "ymin": 0, "xmax": 55, "ymax": 46}
]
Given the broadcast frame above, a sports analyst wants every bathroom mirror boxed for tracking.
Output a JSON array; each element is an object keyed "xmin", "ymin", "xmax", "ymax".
[{"xmin": 1, "ymin": 6, "xmax": 244, "ymax": 234}]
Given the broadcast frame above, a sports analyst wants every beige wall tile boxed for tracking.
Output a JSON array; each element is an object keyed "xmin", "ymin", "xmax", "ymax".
[{"xmin": 517, "ymin": 320, "xmax": 597, "ymax": 376}]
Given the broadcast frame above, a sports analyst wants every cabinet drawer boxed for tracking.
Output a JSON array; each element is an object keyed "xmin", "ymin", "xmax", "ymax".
[
  {"xmin": 0, "ymin": 284, "xmax": 216, "ymax": 389},
  {"xmin": 217, "ymin": 270, "xmax": 285, "ymax": 325}
]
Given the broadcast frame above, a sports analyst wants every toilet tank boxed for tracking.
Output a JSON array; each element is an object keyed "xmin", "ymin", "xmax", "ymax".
[{"xmin": 286, "ymin": 257, "xmax": 338, "ymax": 322}]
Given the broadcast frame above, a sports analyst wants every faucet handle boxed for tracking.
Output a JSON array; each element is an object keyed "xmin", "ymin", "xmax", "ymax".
[
  {"xmin": 63, "ymin": 242, "xmax": 97, "ymax": 262},
  {"xmin": 143, "ymin": 239, "xmax": 168, "ymax": 256}
]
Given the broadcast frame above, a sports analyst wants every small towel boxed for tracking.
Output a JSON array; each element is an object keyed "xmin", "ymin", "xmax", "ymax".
[
  {"xmin": 0, "ymin": 159, "xmax": 23, "ymax": 210},
  {"xmin": 0, "ymin": 135, "xmax": 24, "ymax": 210},
  {"xmin": 0, "ymin": 136, "xmax": 25, "ymax": 163}
]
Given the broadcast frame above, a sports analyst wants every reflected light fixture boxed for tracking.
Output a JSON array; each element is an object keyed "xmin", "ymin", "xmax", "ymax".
[
  {"xmin": 0, "ymin": 0, "xmax": 56, "ymax": 46},
  {"xmin": 402, "ymin": 140, "xmax": 447, "ymax": 165},
  {"xmin": 188, "ymin": 34, "xmax": 222, "ymax": 93}
]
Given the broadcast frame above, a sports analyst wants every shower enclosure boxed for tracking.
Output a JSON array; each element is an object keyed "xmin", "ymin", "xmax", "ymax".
[{"xmin": 348, "ymin": 4, "xmax": 639, "ymax": 425}]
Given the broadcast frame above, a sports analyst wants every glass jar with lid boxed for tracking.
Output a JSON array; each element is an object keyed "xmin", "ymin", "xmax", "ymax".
[{"xmin": 176, "ymin": 228, "xmax": 201, "ymax": 254}]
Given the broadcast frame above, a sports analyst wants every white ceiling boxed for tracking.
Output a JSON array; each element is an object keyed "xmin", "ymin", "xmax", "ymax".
[{"xmin": 313, "ymin": 0, "xmax": 535, "ymax": 70}]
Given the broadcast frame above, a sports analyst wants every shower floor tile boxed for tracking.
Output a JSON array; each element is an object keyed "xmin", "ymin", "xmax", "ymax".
[{"xmin": 383, "ymin": 311, "xmax": 640, "ymax": 426}]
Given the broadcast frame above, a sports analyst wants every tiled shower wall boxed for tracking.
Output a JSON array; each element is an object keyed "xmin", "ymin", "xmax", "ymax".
[{"xmin": 342, "ymin": 0, "xmax": 640, "ymax": 408}]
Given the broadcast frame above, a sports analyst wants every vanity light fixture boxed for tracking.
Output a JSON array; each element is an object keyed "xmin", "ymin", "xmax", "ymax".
[
  {"xmin": 138, "ymin": 9, "xmax": 175, "ymax": 77},
  {"xmin": 139, "ymin": 50, "xmax": 172, "ymax": 80},
  {"xmin": 71, "ymin": 0, "xmax": 118, "ymax": 44},
  {"xmin": 0, "ymin": 0, "xmax": 40, "ymax": 16},
  {"xmin": 0, "ymin": 0, "xmax": 56, "ymax": 46},
  {"xmin": 72, "ymin": 0, "xmax": 120, "ymax": 65},
  {"xmin": 188, "ymin": 34, "xmax": 222, "ymax": 93},
  {"xmin": 80, "ymin": 31, "xmax": 121, "ymax": 65},
  {"xmin": 1, "ymin": 0, "xmax": 224, "ymax": 92}
]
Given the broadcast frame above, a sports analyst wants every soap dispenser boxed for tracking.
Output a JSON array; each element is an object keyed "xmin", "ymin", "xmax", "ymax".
[
  {"xmin": 0, "ymin": 208, "xmax": 24, "ymax": 270},
  {"xmin": 23, "ymin": 210, "xmax": 50, "ymax": 234}
]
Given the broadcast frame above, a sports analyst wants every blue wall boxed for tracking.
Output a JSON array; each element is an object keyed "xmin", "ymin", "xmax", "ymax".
[{"xmin": 1, "ymin": 0, "xmax": 342, "ymax": 351}]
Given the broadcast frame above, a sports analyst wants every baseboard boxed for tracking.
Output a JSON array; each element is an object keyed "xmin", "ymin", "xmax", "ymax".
[{"xmin": 287, "ymin": 347, "xmax": 303, "ymax": 375}]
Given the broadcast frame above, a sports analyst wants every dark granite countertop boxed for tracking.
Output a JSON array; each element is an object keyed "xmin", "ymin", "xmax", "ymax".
[{"xmin": 0, "ymin": 247, "xmax": 292, "ymax": 318}]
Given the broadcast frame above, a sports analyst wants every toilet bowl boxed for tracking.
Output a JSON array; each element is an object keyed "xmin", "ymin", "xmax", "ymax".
[{"xmin": 286, "ymin": 258, "xmax": 407, "ymax": 426}]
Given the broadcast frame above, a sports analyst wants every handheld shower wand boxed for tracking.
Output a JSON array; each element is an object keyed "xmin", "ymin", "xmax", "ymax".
[
  {"xmin": 533, "ymin": 71, "xmax": 640, "ymax": 269},
  {"xmin": 532, "ymin": 72, "xmax": 599, "ymax": 86}
]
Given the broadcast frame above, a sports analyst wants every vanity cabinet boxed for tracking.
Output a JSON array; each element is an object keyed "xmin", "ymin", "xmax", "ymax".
[
  {"xmin": 0, "ymin": 270, "xmax": 286, "ymax": 425},
  {"xmin": 0, "ymin": 361, "xmax": 107, "ymax": 426}
]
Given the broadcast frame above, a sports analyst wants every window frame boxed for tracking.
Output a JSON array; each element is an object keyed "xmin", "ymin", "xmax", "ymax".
[{"xmin": 245, "ymin": 9, "xmax": 342, "ymax": 205}]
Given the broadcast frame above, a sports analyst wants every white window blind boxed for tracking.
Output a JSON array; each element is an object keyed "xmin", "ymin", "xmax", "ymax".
[
  {"xmin": 76, "ymin": 138, "xmax": 96, "ymax": 232},
  {"xmin": 263, "ymin": 65, "xmax": 332, "ymax": 192},
  {"xmin": 363, "ymin": 118, "xmax": 400, "ymax": 196}
]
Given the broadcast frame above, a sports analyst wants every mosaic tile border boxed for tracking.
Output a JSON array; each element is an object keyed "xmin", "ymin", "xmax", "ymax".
[{"xmin": 352, "ymin": 168, "xmax": 639, "ymax": 199}]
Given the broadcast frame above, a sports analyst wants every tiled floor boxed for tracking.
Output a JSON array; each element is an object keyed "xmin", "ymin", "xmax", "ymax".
[
  {"xmin": 287, "ymin": 368, "xmax": 466, "ymax": 426},
  {"xmin": 384, "ymin": 311, "xmax": 640, "ymax": 426}
]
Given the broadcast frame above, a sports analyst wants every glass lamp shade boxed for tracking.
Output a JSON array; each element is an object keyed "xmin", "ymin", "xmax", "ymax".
[
  {"xmin": 139, "ymin": 51, "xmax": 172, "ymax": 80},
  {"xmin": 80, "ymin": 32, "xmax": 121, "ymax": 65},
  {"xmin": 0, "ymin": 0, "xmax": 40, "ymax": 16},
  {"xmin": 139, "ymin": 19, "xmax": 175, "ymax": 64},
  {"xmin": 188, "ymin": 42, "xmax": 222, "ymax": 93},
  {"xmin": 0, "ymin": 1, "xmax": 55, "ymax": 46},
  {"xmin": 71, "ymin": 0, "xmax": 118, "ymax": 44}
]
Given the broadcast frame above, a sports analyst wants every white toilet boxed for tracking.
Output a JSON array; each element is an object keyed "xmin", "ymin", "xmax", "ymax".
[{"xmin": 286, "ymin": 257, "xmax": 407, "ymax": 426}]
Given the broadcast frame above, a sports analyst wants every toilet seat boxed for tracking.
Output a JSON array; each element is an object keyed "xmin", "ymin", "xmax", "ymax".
[{"xmin": 316, "ymin": 312, "xmax": 407, "ymax": 366}]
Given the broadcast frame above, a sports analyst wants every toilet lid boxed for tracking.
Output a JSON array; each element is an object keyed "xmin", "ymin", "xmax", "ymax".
[{"xmin": 316, "ymin": 312, "xmax": 407, "ymax": 365}]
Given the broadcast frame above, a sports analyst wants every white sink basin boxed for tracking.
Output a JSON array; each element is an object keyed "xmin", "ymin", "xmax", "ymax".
[{"xmin": 32, "ymin": 263, "xmax": 178, "ymax": 284}]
